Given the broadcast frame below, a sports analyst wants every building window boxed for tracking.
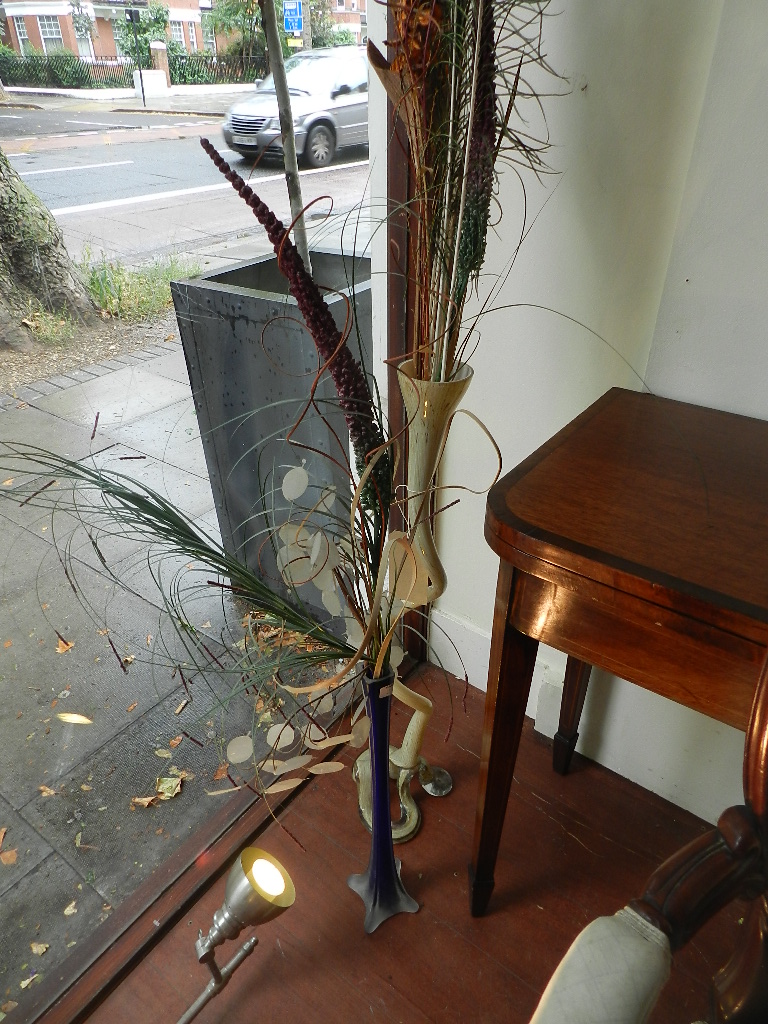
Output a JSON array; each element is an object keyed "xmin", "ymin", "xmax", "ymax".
[
  {"xmin": 336, "ymin": 0, "xmax": 344, "ymax": 9},
  {"xmin": 37, "ymin": 14, "xmax": 65, "ymax": 54},
  {"xmin": 202, "ymin": 20, "xmax": 216, "ymax": 53},
  {"xmin": 170, "ymin": 20, "xmax": 185, "ymax": 47},
  {"xmin": 13, "ymin": 16, "xmax": 34, "ymax": 54},
  {"xmin": 350, "ymin": 0, "xmax": 357, "ymax": 8},
  {"xmin": 187, "ymin": 22, "xmax": 198, "ymax": 52}
]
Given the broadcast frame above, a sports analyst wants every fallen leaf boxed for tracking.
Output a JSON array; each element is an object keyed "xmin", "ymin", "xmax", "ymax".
[
  {"xmin": 19, "ymin": 975, "xmax": 38, "ymax": 990},
  {"xmin": 164, "ymin": 332, "xmax": 175, "ymax": 341},
  {"xmin": 131, "ymin": 795, "xmax": 157, "ymax": 809},
  {"xmin": 15, "ymin": 712, "xmax": 22, "ymax": 720},
  {"xmin": 97, "ymin": 628, "xmax": 109, "ymax": 636},
  {"xmin": 213, "ymin": 763, "xmax": 229, "ymax": 781},
  {"xmin": 74, "ymin": 832, "xmax": 82, "ymax": 847},
  {"xmin": 41, "ymin": 603, "xmax": 49, "ymax": 611},
  {"xmin": 38, "ymin": 785, "xmax": 57, "ymax": 797},
  {"xmin": 168, "ymin": 735, "xmax": 182, "ymax": 749},
  {"xmin": 56, "ymin": 638, "xmax": 73, "ymax": 654},
  {"xmin": 155, "ymin": 776, "xmax": 182, "ymax": 800},
  {"xmin": 1, "ymin": 1001, "xmax": 18, "ymax": 1013},
  {"xmin": 0, "ymin": 849, "xmax": 17, "ymax": 865},
  {"xmin": 0, "ymin": 828, "xmax": 5, "ymax": 848},
  {"xmin": 200, "ymin": 620, "xmax": 211, "ymax": 629},
  {"xmin": 169, "ymin": 766, "xmax": 193, "ymax": 780},
  {"xmin": 205, "ymin": 785, "xmax": 241, "ymax": 796},
  {"xmin": 154, "ymin": 748, "xmax": 172, "ymax": 759},
  {"xmin": 30, "ymin": 942, "xmax": 48, "ymax": 956},
  {"xmin": 2, "ymin": 478, "xmax": 13, "ymax": 486},
  {"xmin": 63, "ymin": 900, "xmax": 77, "ymax": 916},
  {"xmin": 126, "ymin": 702, "xmax": 138, "ymax": 713},
  {"xmin": 50, "ymin": 699, "xmax": 58, "ymax": 709},
  {"xmin": 146, "ymin": 634, "xmax": 152, "ymax": 647},
  {"xmin": 80, "ymin": 784, "xmax": 92, "ymax": 792},
  {"xmin": 122, "ymin": 655, "xmax": 135, "ymax": 666},
  {"xmin": 174, "ymin": 700, "xmax": 188, "ymax": 715},
  {"xmin": 56, "ymin": 713, "xmax": 93, "ymax": 725},
  {"xmin": 3, "ymin": 640, "xmax": 11, "ymax": 649}
]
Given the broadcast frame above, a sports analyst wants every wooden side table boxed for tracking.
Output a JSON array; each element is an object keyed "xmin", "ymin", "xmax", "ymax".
[{"xmin": 469, "ymin": 388, "xmax": 768, "ymax": 1020}]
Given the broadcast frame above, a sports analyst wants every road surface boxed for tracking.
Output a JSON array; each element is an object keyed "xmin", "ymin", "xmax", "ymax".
[{"xmin": 0, "ymin": 104, "xmax": 370, "ymax": 267}]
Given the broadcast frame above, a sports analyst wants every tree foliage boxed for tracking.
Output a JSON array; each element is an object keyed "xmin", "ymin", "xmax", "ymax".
[
  {"xmin": 210, "ymin": 0, "xmax": 352, "ymax": 61},
  {"xmin": 113, "ymin": 2, "xmax": 185, "ymax": 66}
]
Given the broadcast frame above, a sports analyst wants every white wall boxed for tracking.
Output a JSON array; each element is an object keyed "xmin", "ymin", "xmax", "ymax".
[{"xmin": 376, "ymin": 0, "xmax": 761, "ymax": 824}]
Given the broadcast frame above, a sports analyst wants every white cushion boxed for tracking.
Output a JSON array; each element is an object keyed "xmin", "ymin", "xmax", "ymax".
[{"xmin": 529, "ymin": 907, "xmax": 672, "ymax": 1024}]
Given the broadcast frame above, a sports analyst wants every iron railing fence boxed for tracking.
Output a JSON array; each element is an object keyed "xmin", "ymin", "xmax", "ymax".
[
  {"xmin": 0, "ymin": 51, "xmax": 266, "ymax": 89},
  {"xmin": 168, "ymin": 52, "xmax": 266, "ymax": 85},
  {"xmin": 0, "ymin": 52, "xmax": 138, "ymax": 89}
]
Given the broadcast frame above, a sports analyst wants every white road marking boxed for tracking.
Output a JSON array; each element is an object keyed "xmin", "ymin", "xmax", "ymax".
[
  {"xmin": 0, "ymin": 114, "xmax": 22, "ymax": 119},
  {"xmin": 66, "ymin": 119, "xmax": 139, "ymax": 129},
  {"xmin": 18, "ymin": 159, "xmax": 134, "ymax": 177},
  {"xmin": 51, "ymin": 159, "xmax": 369, "ymax": 216}
]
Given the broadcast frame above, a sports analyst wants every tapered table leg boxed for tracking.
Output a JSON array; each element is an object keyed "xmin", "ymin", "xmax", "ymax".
[
  {"xmin": 552, "ymin": 657, "xmax": 592, "ymax": 775},
  {"xmin": 469, "ymin": 562, "xmax": 539, "ymax": 917}
]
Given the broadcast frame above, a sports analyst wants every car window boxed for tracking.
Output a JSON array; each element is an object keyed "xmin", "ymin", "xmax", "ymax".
[
  {"xmin": 337, "ymin": 57, "xmax": 368, "ymax": 94},
  {"xmin": 260, "ymin": 55, "xmax": 336, "ymax": 94}
]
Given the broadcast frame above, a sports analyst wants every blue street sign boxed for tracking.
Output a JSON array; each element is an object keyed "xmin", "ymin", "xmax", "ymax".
[{"xmin": 283, "ymin": 0, "xmax": 303, "ymax": 32}]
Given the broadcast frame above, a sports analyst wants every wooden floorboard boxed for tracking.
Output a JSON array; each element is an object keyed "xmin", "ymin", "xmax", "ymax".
[{"xmin": 81, "ymin": 666, "xmax": 743, "ymax": 1024}]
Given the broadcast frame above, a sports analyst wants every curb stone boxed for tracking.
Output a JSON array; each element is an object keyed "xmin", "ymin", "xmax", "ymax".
[{"xmin": 0, "ymin": 338, "xmax": 181, "ymax": 409}]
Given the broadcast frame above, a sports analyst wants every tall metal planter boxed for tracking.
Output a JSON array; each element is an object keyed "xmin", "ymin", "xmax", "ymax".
[{"xmin": 171, "ymin": 248, "xmax": 371, "ymax": 625}]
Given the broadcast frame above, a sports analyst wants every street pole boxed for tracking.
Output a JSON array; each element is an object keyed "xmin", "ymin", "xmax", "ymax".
[{"xmin": 127, "ymin": 10, "xmax": 146, "ymax": 108}]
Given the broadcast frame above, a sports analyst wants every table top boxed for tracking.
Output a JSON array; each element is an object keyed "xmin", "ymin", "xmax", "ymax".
[{"xmin": 486, "ymin": 388, "xmax": 768, "ymax": 636}]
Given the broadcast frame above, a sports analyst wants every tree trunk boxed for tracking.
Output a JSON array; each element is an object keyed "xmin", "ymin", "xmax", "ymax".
[
  {"xmin": 0, "ymin": 78, "xmax": 7, "ymax": 103},
  {"xmin": 0, "ymin": 146, "xmax": 97, "ymax": 351}
]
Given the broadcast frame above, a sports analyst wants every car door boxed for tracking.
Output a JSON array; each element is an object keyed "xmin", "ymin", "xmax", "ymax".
[{"xmin": 330, "ymin": 55, "xmax": 368, "ymax": 147}]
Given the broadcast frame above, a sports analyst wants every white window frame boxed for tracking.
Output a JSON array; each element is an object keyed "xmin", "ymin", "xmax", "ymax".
[
  {"xmin": 13, "ymin": 15, "xmax": 34, "ymax": 54},
  {"xmin": 169, "ymin": 20, "xmax": 185, "ymax": 47},
  {"xmin": 187, "ymin": 21, "xmax": 197, "ymax": 52},
  {"xmin": 201, "ymin": 20, "xmax": 216, "ymax": 53},
  {"xmin": 37, "ymin": 14, "xmax": 64, "ymax": 54},
  {"xmin": 336, "ymin": 0, "xmax": 345, "ymax": 9}
]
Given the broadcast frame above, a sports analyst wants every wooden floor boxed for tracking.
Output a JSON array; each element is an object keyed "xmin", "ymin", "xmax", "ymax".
[{"xmin": 83, "ymin": 667, "xmax": 743, "ymax": 1024}]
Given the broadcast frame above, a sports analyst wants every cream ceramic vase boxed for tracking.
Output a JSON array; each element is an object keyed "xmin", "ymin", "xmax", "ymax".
[{"xmin": 396, "ymin": 358, "xmax": 473, "ymax": 607}]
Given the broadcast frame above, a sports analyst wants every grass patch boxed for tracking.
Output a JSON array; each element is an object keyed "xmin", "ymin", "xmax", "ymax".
[
  {"xmin": 79, "ymin": 251, "xmax": 200, "ymax": 321},
  {"xmin": 20, "ymin": 306, "xmax": 78, "ymax": 346}
]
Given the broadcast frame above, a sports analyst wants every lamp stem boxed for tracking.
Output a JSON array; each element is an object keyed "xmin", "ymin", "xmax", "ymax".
[{"xmin": 175, "ymin": 935, "xmax": 259, "ymax": 1024}]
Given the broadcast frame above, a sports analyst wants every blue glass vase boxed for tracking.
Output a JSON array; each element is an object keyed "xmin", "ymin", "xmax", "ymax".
[{"xmin": 347, "ymin": 670, "xmax": 419, "ymax": 933}]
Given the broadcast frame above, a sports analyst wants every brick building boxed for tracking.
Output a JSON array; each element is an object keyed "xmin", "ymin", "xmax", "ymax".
[
  {"xmin": 332, "ymin": 0, "xmax": 365, "ymax": 44},
  {"xmin": 0, "ymin": 1, "xmax": 216, "ymax": 58}
]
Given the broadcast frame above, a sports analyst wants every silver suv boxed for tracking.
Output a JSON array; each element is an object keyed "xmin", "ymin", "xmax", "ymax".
[{"xmin": 222, "ymin": 47, "xmax": 368, "ymax": 168}]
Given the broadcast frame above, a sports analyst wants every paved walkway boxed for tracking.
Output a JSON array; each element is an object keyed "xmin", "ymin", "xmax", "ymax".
[
  {"xmin": 0, "ymin": 328, "xmax": 246, "ymax": 1009},
  {"xmin": 3, "ymin": 82, "xmax": 254, "ymax": 117}
]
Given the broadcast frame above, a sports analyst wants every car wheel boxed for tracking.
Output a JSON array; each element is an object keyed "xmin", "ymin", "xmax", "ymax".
[{"xmin": 304, "ymin": 125, "xmax": 335, "ymax": 168}]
